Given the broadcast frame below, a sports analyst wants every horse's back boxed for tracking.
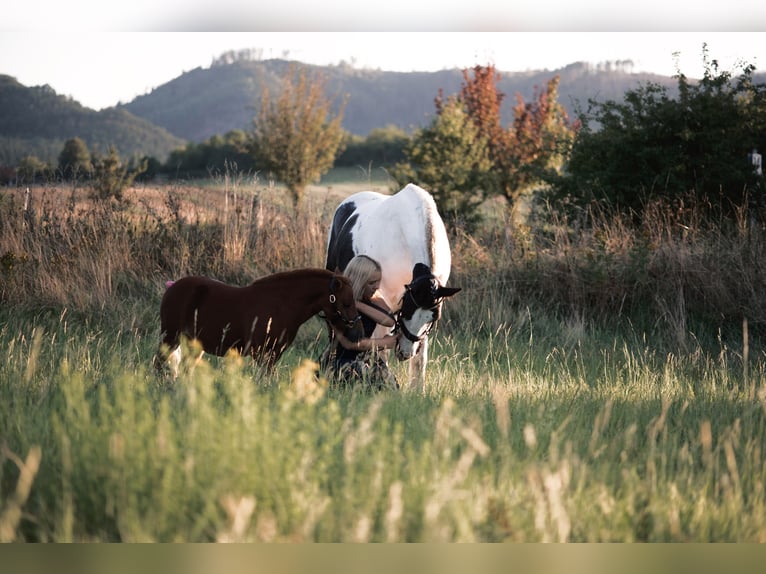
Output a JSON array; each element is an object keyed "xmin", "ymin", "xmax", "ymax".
[
  {"xmin": 326, "ymin": 191, "xmax": 388, "ymax": 271},
  {"xmin": 160, "ymin": 276, "xmax": 239, "ymax": 340},
  {"xmin": 326, "ymin": 184, "xmax": 451, "ymax": 309}
]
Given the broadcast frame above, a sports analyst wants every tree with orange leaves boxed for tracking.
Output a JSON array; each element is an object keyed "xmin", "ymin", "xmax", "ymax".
[
  {"xmin": 457, "ymin": 65, "xmax": 578, "ymax": 209},
  {"xmin": 396, "ymin": 65, "xmax": 577, "ymax": 224}
]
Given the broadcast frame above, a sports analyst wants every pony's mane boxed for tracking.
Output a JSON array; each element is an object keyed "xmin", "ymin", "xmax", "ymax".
[{"xmin": 251, "ymin": 268, "xmax": 337, "ymax": 286}]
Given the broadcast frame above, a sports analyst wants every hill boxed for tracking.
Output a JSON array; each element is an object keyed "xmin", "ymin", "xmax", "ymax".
[
  {"xmin": 6, "ymin": 57, "xmax": 756, "ymax": 168},
  {"xmin": 0, "ymin": 75, "xmax": 186, "ymax": 166},
  {"xmin": 121, "ymin": 59, "xmax": 681, "ymax": 142}
]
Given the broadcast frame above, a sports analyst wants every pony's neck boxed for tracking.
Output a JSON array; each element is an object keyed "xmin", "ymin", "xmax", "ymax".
[{"xmin": 281, "ymin": 271, "xmax": 334, "ymax": 319}]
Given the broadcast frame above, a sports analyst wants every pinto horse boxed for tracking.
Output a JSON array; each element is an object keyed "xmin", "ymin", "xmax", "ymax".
[
  {"xmin": 156, "ymin": 268, "xmax": 362, "ymax": 377},
  {"xmin": 326, "ymin": 183, "xmax": 461, "ymax": 391}
]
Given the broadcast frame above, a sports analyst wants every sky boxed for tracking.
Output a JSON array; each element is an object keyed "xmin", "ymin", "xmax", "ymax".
[{"xmin": 3, "ymin": 3, "xmax": 766, "ymax": 111}]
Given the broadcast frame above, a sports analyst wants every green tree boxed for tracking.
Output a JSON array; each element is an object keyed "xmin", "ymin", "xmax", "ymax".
[
  {"xmin": 163, "ymin": 130, "xmax": 254, "ymax": 179},
  {"xmin": 89, "ymin": 146, "xmax": 146, "ymax": 202},
  {"xmin": 336, "ymin": 125, "xmax": 409, "ymax": 168},
  {"xmin": 392, "ymin": 96, "xmax": 491, "ymax": 226},
  {"xmin": 58, "ymin": 137, "xmax": 92, "ymax": 180},
  {"xmin": 249, "ymin": 66, "xmax": 347, "ymax": 209},
  {"xmin": 560, "ymin": 45, "xmax": 766, "ymax": 215},
  {"xmin": 17, "ymin": 155, "xmax": 51, "ymax": 183}
]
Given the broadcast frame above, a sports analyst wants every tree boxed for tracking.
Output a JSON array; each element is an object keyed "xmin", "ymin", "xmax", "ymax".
[
  {"xmin": 58, "ymin": 137, "xmax": 91, "ymax": 180},
  {"xmin": 336, "ymin": 125, "xmax": 409, "ymax": 168},
  {"xmin": 89, "ymin": 146, "xmax": 146, "ymax": 202},
  {"xmin": 17, "ymin": 155, "xmax": 51, "ymax": 183},
  {"xmin": 162, "ymin": 130, "xmax": 254, "ymax": 179},
  {"xmin": 456, "ymin": 66, "xmax": 577, "ymax": 208},
  {"xmin": 395, "ymin": 65, "xmax": 577, "ymax": 224},
  {"xmin": 249, "ymin": 66, "xmax": 347, "ymax": 209},
  {"xmin": 560, "ymin": 45, "xmax": 766, "ymax": 216},
  {"xmin": 391, "ymin": 96, "xmax": 492, "ymax": 227}
]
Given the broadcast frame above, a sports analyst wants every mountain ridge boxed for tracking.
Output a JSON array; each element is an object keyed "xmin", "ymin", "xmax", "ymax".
[
  {"xmin": 4, "ymin": 58, "xmax": 748, "ymax": 167},
  {"xmin": 120, "ymin": 58, "xmax": 682, "ymax": 142}
]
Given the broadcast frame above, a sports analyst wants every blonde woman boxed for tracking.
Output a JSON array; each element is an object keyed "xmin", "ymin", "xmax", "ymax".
[{"xmin": 330, "ymin": 255, "xmax": 399, "ymax": 389}]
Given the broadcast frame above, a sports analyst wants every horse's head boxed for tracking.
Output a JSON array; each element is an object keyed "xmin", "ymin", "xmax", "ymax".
[
  {"xmin": 328, "ymin": 273, "xmax": 364, "ymax": 342},
  {"xmin": 395, "ymin": 263, "xmax": 461, "ymax": 360}
]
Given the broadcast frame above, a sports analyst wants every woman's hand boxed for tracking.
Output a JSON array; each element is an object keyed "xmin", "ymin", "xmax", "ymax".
[
  {"xmin": 371, "ymin": 334, "xmax": 398, "ymax": 349},
  {"xmin": 333, "ymin": 327, "xmax": 398, "ymax": 352}
]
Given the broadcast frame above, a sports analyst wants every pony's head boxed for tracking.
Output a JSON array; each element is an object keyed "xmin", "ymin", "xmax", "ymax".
[
  {"xmin": 395, "ymin": 263, "xmax": 461, "ymax": 360},
  {"xmin": 328, "ymin": 273, "xmax": 364, "ymax": 342}
]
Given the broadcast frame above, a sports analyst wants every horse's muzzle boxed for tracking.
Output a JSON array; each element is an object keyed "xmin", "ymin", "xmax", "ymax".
[{"xmin": 343, "ymin": 315, "xmax": 364, "ymax": 343}]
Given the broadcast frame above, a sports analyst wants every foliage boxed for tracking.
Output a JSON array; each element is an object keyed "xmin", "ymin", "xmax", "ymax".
[
  {"xmin": 559, "ymin": 45, "xmax": 766, "ymax": 216},
  {"xmin": 58, "ymin": 137, "xmax": 92, "ymax": 180},
  {"xmin": 391, "ymin": 97, "xmax": 492, "ymax": 228},
  {"xmin": 164, "ymin": 129, "xmax": 255, "ymax": 179},
  {"xmin": 89, "ymin": 146, "xmax": 147, "ymax": 202},
  {"xmin": 456, "ymin": 66, "xmax": 578, "ymax": 208},
  {"xmin": 249, "ymin": 66, "xmax": 347, "ymax": 209},
  {"xmin": 394, "ymin": 65, "xmax": 577, "ymax": 224},
  {"xmin": 0, "ymin": 75, "xmax": 185, "ymax": 167},
  {"xmin": 16, "ymin": 155, "xmax": 52, "ymax": 184},
  {"xmin": 336, "ymin": 125, "xmax": 409, "ymax": 168}
]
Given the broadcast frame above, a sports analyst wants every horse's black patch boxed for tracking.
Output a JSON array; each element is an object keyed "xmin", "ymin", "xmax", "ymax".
[
  {"xmin": 326, "ymin": 202, "xmax": 359, "ymax": 272},
  {"xmin": 412, "ymin": 262, "xmax": 431, "ymax": 280}
]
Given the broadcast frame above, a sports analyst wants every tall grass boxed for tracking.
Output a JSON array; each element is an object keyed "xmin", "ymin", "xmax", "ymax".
[{"xmin": 1, "ymin": 177, "xmax": 766, "ymax": 541}]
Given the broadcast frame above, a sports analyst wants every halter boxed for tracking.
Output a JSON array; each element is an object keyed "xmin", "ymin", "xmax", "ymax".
[
  {"xmin": 395, "ymin": 274, "xmax": 443, "ymax": 343},
  {"xmin": 328, "ymin": 276, "xmax": 361, "ymax": 329}
]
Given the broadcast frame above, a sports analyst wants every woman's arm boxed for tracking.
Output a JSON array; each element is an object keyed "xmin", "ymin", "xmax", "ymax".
[
  {"xmin": 356, "ymin": 300, "xmax": 396, "ymax": 328},
  {"xmin": 333, "ymin": 327, "xmax": 398, "ymax": 352}
]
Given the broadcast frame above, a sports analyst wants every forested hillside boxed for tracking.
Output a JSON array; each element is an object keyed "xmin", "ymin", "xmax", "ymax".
[
  {"xmin": 121, "ymin": 58, "xmax": 681, "ymax": 142},
  {"xmin": 0, "ymin": 75, "xmax": 186, "ymax": 166},
  {"xmin": 5, "ymin": 56, "xmax": 760, "ymax": 169}
]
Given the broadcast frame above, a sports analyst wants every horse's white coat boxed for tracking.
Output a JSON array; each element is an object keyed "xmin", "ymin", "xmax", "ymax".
[{"xmin": 326, "ymin": 183, "xmax": 455, "ymax": 390}]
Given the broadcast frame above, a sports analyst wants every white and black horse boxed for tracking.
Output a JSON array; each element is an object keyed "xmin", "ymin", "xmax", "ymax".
[{"xmin": 326, "ymin": 183, "xmax": 461, "ymax": 390}]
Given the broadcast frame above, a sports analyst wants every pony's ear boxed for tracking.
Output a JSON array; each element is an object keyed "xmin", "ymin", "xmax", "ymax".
[{"xmin": 436, "ymin": 286, "xmax": 461, "ymax": 298}]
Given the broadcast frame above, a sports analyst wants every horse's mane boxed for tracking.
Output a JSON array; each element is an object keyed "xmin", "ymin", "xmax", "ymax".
[{"xmin": 250, "ymin": 268, "xmax": 337, "ymax": 286}]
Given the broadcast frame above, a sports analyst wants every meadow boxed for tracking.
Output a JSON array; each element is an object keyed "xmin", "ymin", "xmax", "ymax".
[{"xmin": 1, "ymin": 167, "xmax": 766, "ymax": 542}]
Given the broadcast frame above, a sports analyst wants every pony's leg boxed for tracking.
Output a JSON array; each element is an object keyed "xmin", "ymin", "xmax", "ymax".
[
  {"xmin": 409, "ymin": 336, "xmax": 428, "ymax": 393},
  {"xmin": 167, "ymin": 346, "xmax": 182, "ymax": 379},
  {"xmin": 154, "ymin": 343, "xmax": 182, "ymax": 379}
]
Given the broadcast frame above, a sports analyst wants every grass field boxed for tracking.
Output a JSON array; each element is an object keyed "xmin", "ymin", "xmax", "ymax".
[{"xmin": 1, "ymin": 172, "xmax": 766, "ymax": 542}]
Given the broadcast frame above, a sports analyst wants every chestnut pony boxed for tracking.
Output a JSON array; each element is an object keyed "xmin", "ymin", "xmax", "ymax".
[{"xmin": 155, "ymin": 268, "xmax": 362, "ymax": 377}]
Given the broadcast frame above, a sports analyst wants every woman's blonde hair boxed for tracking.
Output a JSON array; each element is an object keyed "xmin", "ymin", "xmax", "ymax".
[{"xmin": 343, "ymin": 255, "xmax": 382, "ymax": 301}]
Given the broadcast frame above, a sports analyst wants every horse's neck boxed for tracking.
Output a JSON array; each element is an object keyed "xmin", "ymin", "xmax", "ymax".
[
  {"xmin": 255, "ymin": 273, "xmax": 330, "ymax": 321},
  {"xmin": 292, "ymin": 273, "xmax": 332, "ymax": 317}
]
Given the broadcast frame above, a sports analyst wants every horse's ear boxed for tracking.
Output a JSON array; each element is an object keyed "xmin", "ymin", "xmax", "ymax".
[
  {"xmin": 412, "ymin": 263, "xmax": 431, "ymax": 279},
  {"xmin": 436, "ymin": 286, "xmax": 461, "ymax": 298}
]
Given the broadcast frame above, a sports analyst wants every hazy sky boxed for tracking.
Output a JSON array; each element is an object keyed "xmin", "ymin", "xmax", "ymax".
[{"xmin": 3, "ymin": 2, "xmax": 765, "ymax": 111}]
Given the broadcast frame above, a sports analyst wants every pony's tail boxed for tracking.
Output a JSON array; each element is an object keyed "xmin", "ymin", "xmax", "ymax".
[{"xmin": 165, "ymin": 280, "xmax": 175, "ymax": 289}]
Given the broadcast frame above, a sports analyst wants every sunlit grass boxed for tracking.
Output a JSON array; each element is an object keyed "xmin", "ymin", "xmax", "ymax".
[
  {"xmin": 2, "ymin": 175, "xmax": 766, "ymax": 541},
  {"xmin": 3, "ymin": 301, "xmax": 766, "ymax": 542}
]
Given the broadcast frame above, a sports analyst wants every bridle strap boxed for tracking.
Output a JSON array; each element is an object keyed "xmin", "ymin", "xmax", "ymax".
[
  {"xmin": 395, "ymin": 273, "xmax": 443, "ymax": 343},
  {"xmin": 396, "ymin": 317, "xmax": 428, "ymax": 343},
  {"xmin": 327, "ymin": 276, "xmax": 361, "ymax": 328},
  {"xmin": 396, "ymin": 311, "xmax": 437, "ymax": 343}
]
